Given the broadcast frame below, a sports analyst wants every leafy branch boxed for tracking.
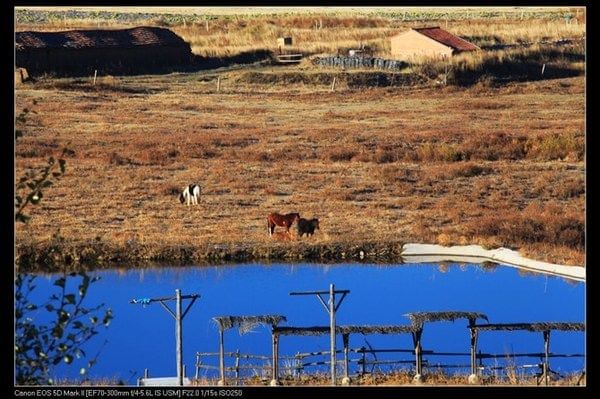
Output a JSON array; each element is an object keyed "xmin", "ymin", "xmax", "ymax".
[{"xmin": 15, "ymin": 101, "xmax": 113, "ymax": 385}]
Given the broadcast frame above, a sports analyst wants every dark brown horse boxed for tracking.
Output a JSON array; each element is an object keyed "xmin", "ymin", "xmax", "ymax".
[
  {"xmin": 297, "ymin": 218, "xmax": 320, "ymax": 237},
  {"xmin": 267, "ymin": 212, "xmax": 300, "ymax": 236}
]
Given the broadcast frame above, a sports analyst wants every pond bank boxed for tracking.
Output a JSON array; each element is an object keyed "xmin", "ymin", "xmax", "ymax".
[
  {"xmin": 15, "ymin": 240, "xmax": 406, "ymax": 273},
  {"xmin": 15, "ymin": 239, "xmax": 584, "ymax": 281}
]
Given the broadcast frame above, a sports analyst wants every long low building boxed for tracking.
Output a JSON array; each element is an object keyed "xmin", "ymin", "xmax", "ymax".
[{"xmin": 15, "ymin": 26, "xmax": 192, "ymax": 76}]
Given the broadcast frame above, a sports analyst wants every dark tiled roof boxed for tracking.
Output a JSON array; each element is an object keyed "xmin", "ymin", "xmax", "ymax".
[
  {"xmin": 412, "ymin": 26, "xmax": 479, "ymax": 52},
  {"xmin": 16, "ymin": 26, "xmax": 189, "ymax": 51}
]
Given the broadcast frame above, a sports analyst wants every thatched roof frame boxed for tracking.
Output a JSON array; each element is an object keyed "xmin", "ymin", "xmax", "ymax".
[
  {"xmin": 473, "ymin": 322, "xmax": 585, "ymax": 332},
  {"xmin": 338, "ymin": 325, "xmax": 416, "ymax": 335},
  {"xmin": 212, "ymin": 315, "xmax": 286, "ymax": 334},
  {"xmin": 405, "ymin": 311, "xmax": 489, "ymax": 328},
  {"xmin": 274, "ymin": 324, "xmax": 416, "ymax": 336}
]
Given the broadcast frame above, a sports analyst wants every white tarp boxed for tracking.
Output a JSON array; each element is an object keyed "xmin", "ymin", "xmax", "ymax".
[{"xmin": 402, "ymin": 243, "xmax": 585, "ymax": 282}]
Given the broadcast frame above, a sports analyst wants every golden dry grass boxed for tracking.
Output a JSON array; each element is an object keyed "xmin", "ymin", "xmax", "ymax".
[
  {"xmin": 16, "ymin": 9, "xmax": 585, "ymax": 58},
  {"xmin": 191, "ymin": 369, "xmax": 584, "ymax": 386},
  {"xmin": 15, "ymin": 71, "xmax": 585, "ymax": 266}
]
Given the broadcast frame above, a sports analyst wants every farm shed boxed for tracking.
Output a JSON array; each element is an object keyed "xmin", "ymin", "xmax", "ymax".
[
  {"xmin": 15, "ymin": 26, "xmax": 192, "ymax": 76},
  {"xmin": 390, "ymin": 26, "xmax": 480, "ymax": 60}
]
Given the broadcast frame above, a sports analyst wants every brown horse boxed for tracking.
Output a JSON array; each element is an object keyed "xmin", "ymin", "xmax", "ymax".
[{"xmin": 267, "ymin": 212, "xmax": 300, "ymax": 236}]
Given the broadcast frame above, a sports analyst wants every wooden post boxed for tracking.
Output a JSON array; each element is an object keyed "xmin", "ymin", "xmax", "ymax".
[
  {"xmin": 294, "ymin": 352, "xmax": 302, "ymax": 378},
  {"xmin": 331, "ymin": 77, "xmax": 337, "ymax": 92},
  {"xmin": 234, "ymin": 349, "xmax": 240, "ymax": 381},
  {"xmin": 468, "ymin": 320, "xmax": 479, "ymax": 384},
  {"xmin": 412, "ymin": 328, "xmax": 423, "ymax": 381},
  {"xmin": 93, "ymin": 70, "xmax": 97, "ymax": 86},
  {"xmin": 543, "ymin": 330, "xmax": 550, "ymax": 386},
  {"xmin": 444, "ymin": 63, "xmax": 448, "ymax": 85},
  {"xmin": 541, "ymin": 63, "xmax": 546, "ymax": 77},
  {"xmin": 195, "ymin": 353, "xmax": 200, "ymax": 379},
  {"xmin": 218, "ymin": 327, "xmax": 225, "ymax": 385},
  {"xmin": 342, "ymin": 333, "xmax": 350, "ymax": 385},
  {"xmin": 144, "ymin": 368, "xmax": 149, "ymax": 379},
  {"xmin": 217, "ymin": 77, "xmax": 221, "ymax": 92},
  {"xmin": 288, "ymin": 286, "xmax": 349, "ymax": 385},
  {"xmin": 129, "ymin": 291, "xmax": 198, "ymax": 387},
  {"xmin": 175, "ymin": 289, "xmax": 183, "ymax": 386},
  {"xmin": 329, "ymin": 283, "xmax": 337, "ymax": 386},
  {"xmin": 206, "ymin": 20, "xmax": 209, "ymax": 32},
  {"xmin": 270, "ymin": 331, "xmax": 280, "ymax": 386},
  {"xmin": 360, "ymin": 347, "xmax": 366, "ymax": 375},
  {"xmin": 470, "ymin": 327, "xmax": 478, "ymax": 376}
]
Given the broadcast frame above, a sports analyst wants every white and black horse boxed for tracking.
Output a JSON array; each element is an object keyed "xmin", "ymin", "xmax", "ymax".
[{"xmin": 179, "ymin": 184, "xmax": 201, "ymax": 205}]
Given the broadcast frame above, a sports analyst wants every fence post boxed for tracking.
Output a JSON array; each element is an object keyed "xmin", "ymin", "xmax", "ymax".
[
  {"xmin": 543, "ymin": 330, "xmax": 551, "ymax": 386},
  {"xmin": 217, "ymin": 76, "xmax": 221, "ymax": 92},
  {"xmin": 93, "ymin": 70, "xmax": 97, "ymax": 86},
  {"xmin": 468, "ymin": 321, "xmax": 480, "ymax": 384},
  {"xmin": 270, "ymin": 330, "xmax": 281, "ymax": 386},
  {"xmin": 412, "ymin": 328, "xmax": 424, "ymax": 384},
  {"xmin": 218, "ymin": 327, "xmax": 225, "ymax": 386},
  {"xmin": 331, "ymin": 77, "xmax": 337, "ymax": 92},
  {"xmin": 234, "ymin": 349, "xmax": 241, "ymax": 381},
  {"xmin": 360, "ymin": 347, "xmax": 366, "ymax": 375},
  {"xmin": 195, "ymin": 354, "xmax": 200, "ymax": 379},
  {"xmin": 294, "ymin": 352, "xmax": 302, "ymax": 378},
  {"xmin": 342, "ymin": 333, "xmax": 351, "ymax": 385}
]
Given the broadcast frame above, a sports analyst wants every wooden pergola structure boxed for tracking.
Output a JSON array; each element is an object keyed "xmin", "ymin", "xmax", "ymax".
[
  {"xmin": 404, "ymin": 311, "xmax": 489, "ymax": 383},
  {"xmin": 212, "ymin": 315, "xmax": 287, "ymax": 386},
  {"xmin": 472, "ymin": 322, "xmax": 585, "ymax": 385},
  {"xmin": 272, "ymin": 324, "xmax": 417, "ymax": 385}
]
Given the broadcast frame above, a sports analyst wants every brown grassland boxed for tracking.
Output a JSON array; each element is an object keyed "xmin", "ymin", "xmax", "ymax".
[{"xmin": 15, "ymin": 9, "xmax": 585, "ymax": 271}]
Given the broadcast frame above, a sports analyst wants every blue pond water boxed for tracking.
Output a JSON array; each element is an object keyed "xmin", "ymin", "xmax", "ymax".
[{"xmin": 24, "ymin": 262, "xmax": 585, "ymax": 384}]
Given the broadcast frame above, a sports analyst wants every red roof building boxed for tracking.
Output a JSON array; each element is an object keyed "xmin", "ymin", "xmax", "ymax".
[{"xmin": 391, "ymin": 27, "xmax": 480, "ymax": 60}]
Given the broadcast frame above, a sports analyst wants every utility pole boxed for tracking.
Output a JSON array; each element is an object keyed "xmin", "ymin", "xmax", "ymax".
[
  {"xmin": 130, "ymin": 289, "xmax": 200, "ymax": 386},
  {"xmin": 290, "ymin": 283, "xmax": 350, "ymax": 386}
]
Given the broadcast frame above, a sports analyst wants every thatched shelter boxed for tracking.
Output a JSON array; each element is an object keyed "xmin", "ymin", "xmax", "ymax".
[
  {"xmin": 471, "ymin": 322, "xmax": 585, "ymax": 386},
  {"xmin": 211, "ymin": 315, "xmax": 286, "ymax": 386},
  {"xmin": 15, "ymin": 26, "xmax": 192, "ymax": 76},
  {"xmin": 272, "ymin": 324, "xmax": 416, "ymax": 384},
  {"xmin": 403, "ymin": 311, "xmax": 489, "ymax": 381}
]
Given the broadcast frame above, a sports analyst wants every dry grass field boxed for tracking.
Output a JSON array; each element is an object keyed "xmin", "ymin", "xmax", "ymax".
[
  {"xmin": 15, "ymin": 71, "xmax": 584, "ymax": 269},
  {"xmin": 14, "ymin": 8, "xmax": 585, "ymax": 270}
]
